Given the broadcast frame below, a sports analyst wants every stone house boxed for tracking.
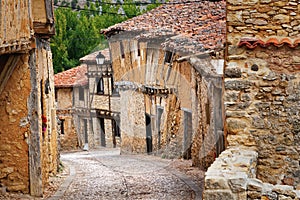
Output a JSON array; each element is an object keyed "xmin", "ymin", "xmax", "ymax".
[
  {"xmin": 80, "ymin": 49, "xmax": 121, "ymax": 148},
  {"xmin": 203, "ymin": 0, "xmax": 300, "ymax": 199},
  {"xmin": 102, "ymin": 0, "xmax": 226, "ymax": 169},
  {"xmin": 0, "ymin": 0, "xmax": 58, "ymax": 197},
  {"xmin": 54, "ymin": 65, "xmax": 88, "ymax": 150},
  {"xmin": 55, "ymin": 49, "xmax": 120, "ymax": 150}
]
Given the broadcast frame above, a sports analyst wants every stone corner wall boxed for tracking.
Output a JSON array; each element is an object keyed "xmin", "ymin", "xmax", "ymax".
[
  {"xmin": 226, "ymin": 0, "xmax": 300, "ymax": 189},
  {"xmin": 203, "ymin": 147, "xmax": 300, "ymax": 200}
]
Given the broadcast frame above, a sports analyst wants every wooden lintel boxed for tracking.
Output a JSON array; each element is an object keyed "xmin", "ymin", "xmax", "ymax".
[{"xmin": 33, "ymin": 22, "xmax": 55, "ymax": 37}]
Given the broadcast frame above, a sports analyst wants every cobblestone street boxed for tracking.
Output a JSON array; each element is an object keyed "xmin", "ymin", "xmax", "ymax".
[{"xmin": 49, "ymin": 148, "xmax": 203, "ymax": 200}]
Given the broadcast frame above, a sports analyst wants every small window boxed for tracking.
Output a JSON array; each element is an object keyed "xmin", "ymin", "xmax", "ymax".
[
  {"xmin": 96, "ymin": 77, "xmax": 104, "ymax": 94},
  {"xmin": 60, "ymin": 119, "xmax": 65, "ymax": 135},
  {"xmin": 113, "ymin": 119, "xmax": 120, "ymax": 137},
  {"xmin": 120, "ymin": 42, "xmax": 125, "ymax": 59},
  {"xmin": 111, "ymin": 77, "xmax": 119, "ymax": 96},
  {"xmin": 137, "ymin": 48, "xmax": 141, "ymax": 57},
  {"xmin": 79, "ymin": 87, "xmax": 84, "ymax": 101},
  {"xmin": 164, "ymin": 51, "xmax": 173, "ymax": 63}
]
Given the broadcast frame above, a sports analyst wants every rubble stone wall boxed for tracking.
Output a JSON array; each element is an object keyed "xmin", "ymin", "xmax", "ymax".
[
  {"xmin": 109, "ymin": 35, "xmax": 224, "ymax": 162},
  {"xmin": 203, "ymin": 147, "xmax": 300, "ymax": 200},
  {"xmin": 0, "ymin": 54, "xmax": 31, "ymax": 193},
  {"xmin": 56, "ymin": 88, "xmax": 73, "ymax": 109},
  {"xmin": 36, "ymin": 42, "xmax": 58, "ymax": 189},
  {"xmin": 58, "ymin": 111, "xmax": 78, "ymax": 151},
  {"xmin": 120, "ymin": 90, "xmax": 146, "ymax": 154},
  {"xmin": 226, "ymin": 0, "xmax": 300, "ymax": 188}
]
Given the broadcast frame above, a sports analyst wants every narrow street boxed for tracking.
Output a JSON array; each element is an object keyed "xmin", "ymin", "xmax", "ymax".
[{"xmin": 49, "ymin": 148, "xmax": 203, "ymax": 200}]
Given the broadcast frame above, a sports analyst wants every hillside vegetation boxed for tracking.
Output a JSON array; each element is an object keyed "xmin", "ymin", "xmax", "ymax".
[{"xmin": 51, "ymin": 0, "xmax": 160, "ymax": 73}]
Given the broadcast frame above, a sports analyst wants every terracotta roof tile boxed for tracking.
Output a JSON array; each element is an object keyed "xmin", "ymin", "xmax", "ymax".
[
  {"xmin": 238, "ymin": 37, "xmax": 300, "ymax": 49},
  {"xmin": 54, "ymin": 65, "xmax": 87, "ymax": 88},
  {"xmin": 80, "ymin": 48, "xmax": 110, "ymax": 63},
  {"xmin": 102, "ymin": 0, "xmax": 226, "ymax": 53}
]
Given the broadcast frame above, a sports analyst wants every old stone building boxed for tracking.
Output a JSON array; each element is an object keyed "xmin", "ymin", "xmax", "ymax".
[
  {"xmin": 204, "ymin": 0, "xmax": 300, "ymax": 199},
  {"xmin": 55, "ymin": 49, "xmax": 120, "ymax": 150},
  {"xmin": 0, "ymin": 0, "xmax": 58, "ymax": 197},
  {"xmin": 102, "ymin": 0, "xmax": 226, "ymax": 169},
  {"xmin": 80, "ymin": 49, "xmax": 121, "ymax": 148},
  {"xmin": 54, "ymin": 65, "xmax": 88, "ymax": 150}
]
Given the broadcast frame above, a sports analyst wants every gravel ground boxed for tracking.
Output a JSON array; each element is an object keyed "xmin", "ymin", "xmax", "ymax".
[{"xmin": 0, "ymin": 148, "xmax": 205, "ymax": 200}]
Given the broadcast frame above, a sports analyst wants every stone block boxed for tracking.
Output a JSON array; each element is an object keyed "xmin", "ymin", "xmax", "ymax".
[
  {"xmin": 225, "ymin": 68, "xmax": 242, "ymax": 78},
  {"xmin": 203, "ymin": 189, "xmax": 237, "ymax": 200},
  {"xmin": 228, "ymin": 176, "xmax": 248, "ymax": 192},
  {"xmin": 205, "ymin": 176, "xmax": 230, "ymax": 190},
  {"xmin": 225, "ymin": 80, "xmax": 251, "ymax": 91},
  {"xmin": 262, "ymin": 192, "xmax": 278, "ymax": 200},
  {"xmin": 278, "ymin": 194, "xmax": 293, "ymax": 200},
  {"xmin": 247, "ymin": 190, "xmax": 261, "ymax": 199},
  {"xmin": 272, "ymin": 185, "xmax": 296, "ymax": 198},
  {"xmin": 273, "ymin": 14, "xmax": 290, "ymax": 24},
  {"xmin": 248, "ymin": 178, "xmax": 263, "ymax": 191},
  {"xmin": 226, "ymin": 118, "xmax": 249, "ymax": 135}
]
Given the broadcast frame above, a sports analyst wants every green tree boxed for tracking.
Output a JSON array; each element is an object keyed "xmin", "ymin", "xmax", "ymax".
[{"xmin": 51, "ymin": 0, "xmax": 160, "ymax": 73}]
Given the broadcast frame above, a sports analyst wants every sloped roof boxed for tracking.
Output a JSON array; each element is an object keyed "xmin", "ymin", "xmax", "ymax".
[
  {"xmin": 102, "ymin": 0, "xmax": 226, "ymax": 53},
  {"xmin": 80, "ymin": 48, "xmax": 110, "ymax": 63},
  {"xmin": 54, "ymin": 65, "xmax": 87, "ymax": 88}
]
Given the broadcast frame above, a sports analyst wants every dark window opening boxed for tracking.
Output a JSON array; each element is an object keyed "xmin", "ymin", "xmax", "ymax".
[
  {"xmin": 112, "ymin": 119, "xmax": 120, "ymax": 137},
  {"xmin": 40, "ymin": 80, "xmax": 44, "ymax": 115},
  {"xmin": 60, "ymin": 119, "xmax": 65, "ymax": 135},
  {"xmin": 84, "ymin": 119, "xmax": 88, "ymax": 143},
  {"xmin": 111, "ymin": 76, "xmax": 119, "ymax": 96},
  {"xmin": 145, "ymin": 113, "xmax": 152, "ymax": 154},
  {"xmin": 96, "ymin": 77, "xmax": 104, "ymax": 94},
  {"xmin": 206, "ymin": 102, "xmax": 210, "ymax": 124},
  {"xmin": 120, "ymin": 42, "xmax": 125, "ymax": 59},
  {"xmin": 99, "ymin": 118, "xmax": 105, "ymax": 147},
  {"xmin": 55, "ymin": 89, "xmax": 58, "ymax": 102},
  {"xmin": 79, "ymin": 87, "xmax": 84, "ymax": 101},
  {"xmin": 137, "ymin": 48, "xmax": 141, "ymax": 57},
  {"xmin": 157, "ymin": 107, "xmax": 164, "ymax": 149},
  {"xmin": 183, "ymin": 111, "xmax": 192, "ymax": 159},
  {"xmin": 164, "ymin": 51, "xmax": 173, "ymax": 63}
]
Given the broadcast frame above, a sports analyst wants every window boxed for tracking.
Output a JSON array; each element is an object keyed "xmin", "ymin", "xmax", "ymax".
[
  {"xmin": 164, "ymin": 51, "xmax": 173, "ymax": 63},
  {"xmin": 79, "ymin": 87, "xmax": 84, "ymax": 101},
  {"xmin": 111, "ymin": 76, "xmax": 119, "ymax": 96},
  {"xmin": 96, "ymin": 77, "xmax": 104, "ymax": 94},
  {"xmin": 83, "ymin": 119, "xmax": 88, "ymax": 143},
  {"xmin": 112, "ymin": 119, "xmax": 120, "ymax": 137},
  {"xmin": 120, "ymin": 42, "xmax": 125, "ymax": 59},
  {"xmin": 60, "ymin": 119, "xmax": 65, "ymax": 135}
]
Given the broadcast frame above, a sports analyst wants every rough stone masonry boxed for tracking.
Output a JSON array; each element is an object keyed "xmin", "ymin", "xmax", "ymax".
[{"xmin": 204, "ymin": 0, "xmax": 300, "ymax": 199}]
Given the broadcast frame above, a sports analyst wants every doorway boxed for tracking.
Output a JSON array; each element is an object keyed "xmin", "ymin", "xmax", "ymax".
[
  {"xmin": 99, "ymin": 118, "xmax": 105, "ymax": 147},
  {"xmin": 145, "ymin": 113, "xmax": 152, "ymax": 154},
  {"xmin": 183, "ymin": 110, "xmax": 192, "ymax": 159}
]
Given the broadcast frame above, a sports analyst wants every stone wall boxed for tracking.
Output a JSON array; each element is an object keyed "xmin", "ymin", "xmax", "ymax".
[
  {"xmin": 58, "ymin": 111, "xmax": 79, "ymax": 151},
  {"xmin": 0, "ymin": 1, "xmax": 58, "ymax": 196},
  {"xmin": 36, "ymin": 41, "xmax": 58, "ymax": 191},
  {"xmin": 120, "ymin": 90, "xmax": 147, "ymax": 154},
  {"xmin": 56, "ymin": 88, "xmax": 80, "ymax": 151},
  {"xmin": 0, "ymin": 54, "xmax": 31, "ymax": 193},
  {"xmin": 109, "ymin": 34, "xmax": 224, "ymax": 163},
  {"xmin": 56, "ymin": 88, "xmax": 73, "ymax": 109},
  {"xmin": 203, "ymin": 147, "xmax": 300, "ymax": 200},
  {"xmin": 73, "ymin": 86, "xmax": 88, "ymax": 108},
  {"xmin": 226, "ymin": 0, "xmax": 300, "ymax": 187},
  {"xmin": 189, "ymin": 57, "xmax": 224, "ymax": 170}
]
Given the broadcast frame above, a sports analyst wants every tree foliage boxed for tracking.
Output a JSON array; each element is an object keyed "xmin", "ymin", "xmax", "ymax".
[{"xmin": 51, "ymin": 0, "xmax": 160, "ymax": 73}]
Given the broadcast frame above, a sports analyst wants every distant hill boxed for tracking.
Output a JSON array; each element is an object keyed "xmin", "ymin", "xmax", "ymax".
[{"xmin": 54, "ymin": 0, "xmax": 163, "ymax": 10}]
